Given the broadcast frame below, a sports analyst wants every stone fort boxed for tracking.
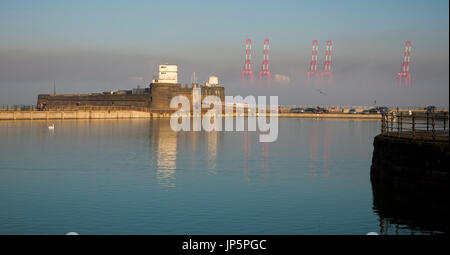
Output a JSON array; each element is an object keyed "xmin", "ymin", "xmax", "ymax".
[{"xmin": 37, "ymin": 64, "xmax": 225, "ymax": 113}]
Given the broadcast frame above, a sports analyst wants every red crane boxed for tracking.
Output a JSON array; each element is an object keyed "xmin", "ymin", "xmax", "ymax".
[
  {"xmin": 320, "ymin": 40, "xmax": 333, "ymax": 86},
  {"xmin": 259, "ymin": 39, "xmax": 271, "ymax": 85},
  {"xmin": 306, "ymin": 40, "xmax": 319, "ymax": 85},
  {"xmin": 241, "ymin": 39, "xmax": 254, "ymax": 83},
  {"xmin": 396, "ymin": 41, "xmax": 412, "ymax": 88}
]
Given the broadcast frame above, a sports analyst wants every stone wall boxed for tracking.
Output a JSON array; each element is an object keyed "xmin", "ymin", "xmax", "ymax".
[
  {"xmin": 149, "ymin": 83, "xmax": 225, "ymax": 111},
  {"xmin": 0, "ymin": 110, "xmax": 150, "ymax": 120},
  {"xmin": 37, "ymin": 94, "xmax": 151, "ymax": 110},
  {"xmin": 37, "ymin": 83, "xmax": 225, "ymax": 112},
  {"xmin": 370, "ymin": 134, "xmax": 449, "ymax": 192}
]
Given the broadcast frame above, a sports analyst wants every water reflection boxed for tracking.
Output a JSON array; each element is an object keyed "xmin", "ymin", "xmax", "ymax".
[
  {"xmin": 260, "ymin": 141, "xmax": 269, "ymax": 181},
  {"xmin": 5, "ymin": 118, "xmax": 435, "ymax": 234},
  {"xmin": 310, "ymin": 120, "xmax": 318, "ymax": 176},
  {"xmin": 243, "ymin": 129, "xmax": 251, "ymax": 182},
  {"xmin": 323, "ymin": 122, "xmax": 331, "ymax": 177},
  {"xmin": 260, "ymin": 142, "xmax": 269, "ymax": 170},
  {"xmin": 244, "ymin": 129, "xmax": 251, "ymax": 160},
  {"xmin": 309, "ymin": 120, "xmax": 332, "ymax": 177},
  {"xmin": 151, "ymin": 120, "xmax": 178, "ymax": 188},
  {"xmin": 371, "ymin": 183, "xmax": 449, "ymax": 235},
  {"xmin": 207, "ymin": 131, "xmax": 219, "ymax": 172},
  {"xmin": 150, "ymin": 119, "xmax": 225, "ymax": 186}
]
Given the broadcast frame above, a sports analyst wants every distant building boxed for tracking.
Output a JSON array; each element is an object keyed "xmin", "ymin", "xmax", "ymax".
[
  {"xmin": 149, "ymin": 65, "xmax": 224, "ymax": 111},
  {"xmin": 152, "ymin": 64, "xmax": 178, "ymax": 84},
  {"xmin": 205, "ymin": 76, "xmax": 219, "ymax": 87},
  {"xmin": 37, "ymin": 63, "xmax": 225, "ymax": 112}
]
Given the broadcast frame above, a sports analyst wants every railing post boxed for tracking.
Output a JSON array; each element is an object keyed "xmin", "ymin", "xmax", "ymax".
[
  {"xmin": 398, "ymin": 112, "xmax": 402, "ymax": 137},
  {"xmin": 432, "ymin": 113, "xmax": 436, "ymax": 140},
  {"xmin": 381, "ymin": 113, "xmax": 385, "ymax": 135},
  {"xmin": 390, "ymin": 112, "xmax": 394, "ymax": 134},
  {"xmin": 426, "ymin": 112, "xmax": 429, "ymax": 131},
  {"xmin": 444, "ymin": 115, "xmax": 447, "ymax": 131},
  {"xmin": 386, "ymin": 113, "xmax": 389, "ymax": 135},
  {"xmin": 412, "ymin": 113, "xmax": 415, "ymax": 140}
]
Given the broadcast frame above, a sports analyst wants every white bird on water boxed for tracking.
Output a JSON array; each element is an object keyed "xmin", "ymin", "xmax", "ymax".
[{"xmin": 48, "ymin": 123, "xmax": 55, "ymax": 130}]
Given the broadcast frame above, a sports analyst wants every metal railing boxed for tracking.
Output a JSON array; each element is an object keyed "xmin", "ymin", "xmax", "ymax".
[
  {"xmin": 52, "ymin": 106, "xmax": 152, "ymax": 112},
  {"xmin": 381, "ymin": 111, "xmax": 449, "ymax": 141},
  {"xmin": 0, "ymin": 105, "xmax": 37, "ymax": 111},
  {"xmin": 1, "ymin": 105, "xmax": 152, "ymax": 112}
]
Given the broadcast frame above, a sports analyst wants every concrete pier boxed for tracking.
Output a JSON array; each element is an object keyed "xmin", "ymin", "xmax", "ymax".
[
  {"xmin": 0, "ymin": 110, "xmax": 382, "ymax": 120},
  {"xmin": 0, "ymin": 110, "xmax": 151, "ymax": 120}
]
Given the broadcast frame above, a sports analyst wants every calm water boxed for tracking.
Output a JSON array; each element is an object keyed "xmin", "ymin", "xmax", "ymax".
[{"xmin": 0, "ymin": 118, "xmax": 443, "ymax": 234}]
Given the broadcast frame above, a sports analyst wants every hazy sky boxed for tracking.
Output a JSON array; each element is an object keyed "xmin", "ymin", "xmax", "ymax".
[{"xmin": 0, "ymin": 0, "xmax": 448, "ymax": 107}]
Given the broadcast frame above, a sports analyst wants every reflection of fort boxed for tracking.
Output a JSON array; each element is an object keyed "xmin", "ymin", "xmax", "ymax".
[
  {"xmin": 207, "ymin": 131, "xmax": 218, "ymax": 171},
  {"xmin": 151, "ymin": 119, "xmax": 223, "ymax": 185},
  {"xmin": 152, "ymin": 120, "xmax": 178, "ymax": 188},
  {"xmin": 206, "ymin": 116, "xmax": 223, "ymax": 172}
]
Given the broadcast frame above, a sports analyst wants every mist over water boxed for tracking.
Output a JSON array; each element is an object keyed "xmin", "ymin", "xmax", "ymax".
[{"xmin": 0, "ymin": 46, "xmax": 448, "ymax": 108}]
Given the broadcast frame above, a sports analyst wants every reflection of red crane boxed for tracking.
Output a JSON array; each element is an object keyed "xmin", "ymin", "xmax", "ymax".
[
  {"xmin": 323, "ymin": 122, "xmax": 331, "ymax": 177},
  {"xmin": 241, "ymin": 39, "xmax": 254, "ymax": 83},
  {"xmin": 309, "ymin": 121, "xmax": 332, "ymax": 177},
  {"xmin": 243, "ymin": 129, "xmax": 252, "ymax": 182},
  {"xmin": 396, "ymin": 41, "xmax": 412, "ymax": 88},
  {"xmin": 320, "ymin": 40, "xmax": 333, "ymax": 86},
  {"xmin": 309, "ymin": 121, "xmax": 318, "ymax": 176},
  {"xmin": 307, "ymin": 40, "xmax": 319, "ymax": 85},
  {"xmin": 259, "ymin": 39, "xmax": 271, "ymax": 85},
  {"xmin": 244, "ymin": 129, "xmax": 251, "ymax": 159},
  {"xmin": 261, "ymin": 142, "xmax": 269, "ymax": 170}
]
